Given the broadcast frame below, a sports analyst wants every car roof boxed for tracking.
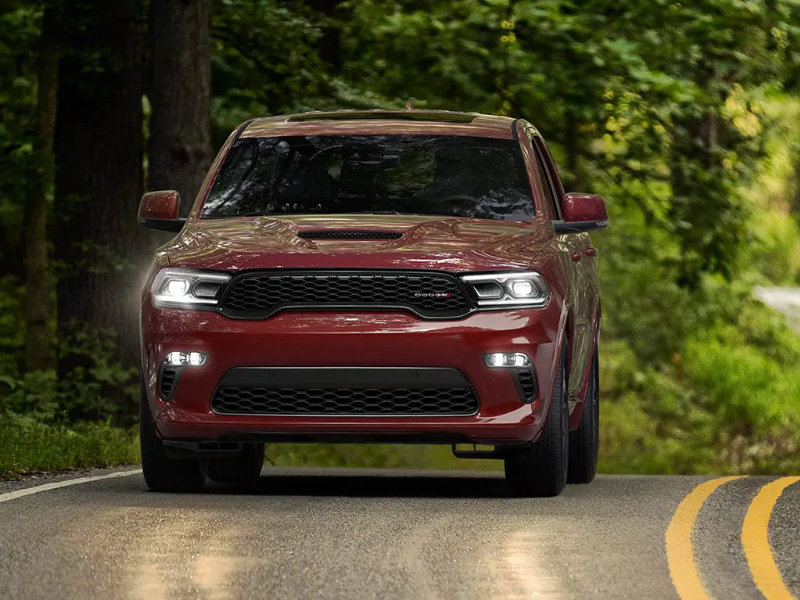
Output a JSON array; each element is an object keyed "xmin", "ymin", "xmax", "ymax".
[{"xmin": 240, "ymin": 110, "xmax": 520, "ymax": 140}]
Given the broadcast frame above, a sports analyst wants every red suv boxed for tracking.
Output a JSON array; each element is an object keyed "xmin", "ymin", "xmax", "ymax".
[{"xmin": 137, "ymin": 110, "xmax": 607, "ymax": 496}]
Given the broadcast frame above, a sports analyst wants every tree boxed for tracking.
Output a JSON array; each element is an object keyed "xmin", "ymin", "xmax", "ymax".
[
  {"xmin": 54, "ymin": 0, "xmax": 148, "ymax": 367},
  {"xmin": 336, "ymin": 0, "xmax": 786, "ymax": 285},
  {"xmin": 148, "ymin": 0, "xmax": 212, "ymax": 210},
  {"xmin": 22, "ymin": 0, "xmax": 60, "ymax": 371}
]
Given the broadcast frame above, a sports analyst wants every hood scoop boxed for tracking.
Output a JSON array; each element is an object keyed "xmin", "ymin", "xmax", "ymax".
[{"xmin": 297, "ymin": 230, "xmax": 403, "ymax": 241}]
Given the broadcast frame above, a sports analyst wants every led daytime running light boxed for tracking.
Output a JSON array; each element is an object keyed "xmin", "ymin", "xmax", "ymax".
[
  {"xmin": 164, "ymin": 351, "xmax": 207, "ymax": 367},
  {"xmin": 484, "ymin": 352, "xmax": 531, "ymax": 368},
  {"xmin": 152, "ymin": 268, "xmax": 231, "ymax": 309},
  {"xmin": 461, "ymin": 271, "xmax": 549, "ymax": 309}
]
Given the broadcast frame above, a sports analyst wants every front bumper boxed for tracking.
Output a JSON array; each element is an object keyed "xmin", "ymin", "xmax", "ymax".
[{"xmin": 140, "ymin": 303, "xmax": 561, "ymax": 446}]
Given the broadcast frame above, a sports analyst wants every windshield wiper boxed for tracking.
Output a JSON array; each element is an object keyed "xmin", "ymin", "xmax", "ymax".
[
  {"xmin": 205, "ymin": 210, "xmax": 424, "ymax": 218},
  {"xmin": 342, "ymin": 211, "xmax": 417, "ymax": 215}
]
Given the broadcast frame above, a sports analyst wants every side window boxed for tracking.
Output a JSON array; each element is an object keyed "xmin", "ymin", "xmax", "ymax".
[
  {"xmin": 534, "ymin": 136, "xmax": 567, "ymax": 203},
  {"xmin": 530, "ymin": 135, "xmax": 561, "ymax": 220}
]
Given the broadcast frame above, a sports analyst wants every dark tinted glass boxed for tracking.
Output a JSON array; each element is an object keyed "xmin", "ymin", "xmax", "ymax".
[{"xmin": 202, "ymin": 135, "xmax": 534, "ymax": 221}]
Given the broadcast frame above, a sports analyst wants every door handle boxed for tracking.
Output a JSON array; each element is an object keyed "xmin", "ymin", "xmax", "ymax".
[
  {"xmin": 585, "ymin": 247, "xmax": 598, "ymax": 257},
  {"xmin": 571, "ymin": 252, "xmax": 582, "ymax": 262}
]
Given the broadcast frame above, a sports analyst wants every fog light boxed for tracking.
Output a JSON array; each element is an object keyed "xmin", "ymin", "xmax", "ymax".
[
  {"xmin": 484, "ymin": 352, "xmax": 531, "ymax": 368},
  {"xmin": 164, "ymin": 351, "xmax": 207, "ymax": 367}
]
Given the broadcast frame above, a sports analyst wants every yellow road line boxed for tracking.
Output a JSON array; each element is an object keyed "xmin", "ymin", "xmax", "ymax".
[
  {"xmin": 742, "ymin": 476, "xmax": 800, "ymax": 600},
  {"xmin": 666, "ymin": 476, "xmax": 745, "ymax": 600}
]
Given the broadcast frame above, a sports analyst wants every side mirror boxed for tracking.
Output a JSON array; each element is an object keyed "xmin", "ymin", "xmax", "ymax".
[
  {"xmin": 553, "ymin": 193, "xmax": 609, "ymax": 234},
  {"xmin": 137, "ymin": 190, "xmax": 186, "ymax": 232}
]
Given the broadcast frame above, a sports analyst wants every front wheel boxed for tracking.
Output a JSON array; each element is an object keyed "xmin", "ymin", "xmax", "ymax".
[
  {"xmin": 504, "ymin": 344, "xmax": 569, "ymax": 497},
  {"xmin": 140, "ymin": 377, "xmax": 206, "ymax": 493},
  {"xmin": 567, "ymin": 338, "xmax": 599, "ymax": 484}
]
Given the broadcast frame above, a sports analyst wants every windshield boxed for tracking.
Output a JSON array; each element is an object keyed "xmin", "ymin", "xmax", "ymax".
[{"xmin": 201, "ymin": 134, "xmax": 535, "ymax": 221}]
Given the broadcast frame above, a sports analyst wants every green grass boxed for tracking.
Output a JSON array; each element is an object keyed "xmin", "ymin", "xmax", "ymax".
[
  {"xmin": 265, "ymin": 443, "xmax": 502, "ymax": 471},
  {"xmin": 0, "ymin": 415, "xmax": 139, "ymax": 480}
]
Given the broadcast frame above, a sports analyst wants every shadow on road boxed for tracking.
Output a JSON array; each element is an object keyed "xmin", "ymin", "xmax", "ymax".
[{"xmin": 210, "ymin": 470, "xmax": 515, "ymax": 499}]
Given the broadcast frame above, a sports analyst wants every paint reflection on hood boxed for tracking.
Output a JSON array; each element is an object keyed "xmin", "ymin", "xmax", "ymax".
[{"xmin": 163, "ymin": 214, "xmax": 557, "ymax": 272}]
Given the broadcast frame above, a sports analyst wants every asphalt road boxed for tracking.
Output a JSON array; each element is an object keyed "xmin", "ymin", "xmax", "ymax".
[
  {"xmin": 0, "ymin": 467, "xmax": 797, "ymax": 600},
  {"xmin": 755, "ymin": 286, "xmax": 800, "ymax": 334}
]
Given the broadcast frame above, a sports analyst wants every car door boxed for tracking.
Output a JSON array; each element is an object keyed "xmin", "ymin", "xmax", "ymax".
[{"xmin": 531, "ymin": 135, "xmax": 594, "ymax": 408}]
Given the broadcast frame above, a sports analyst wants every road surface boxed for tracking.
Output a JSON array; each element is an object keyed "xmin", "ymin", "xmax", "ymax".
[
  {"xmin": 0, "ymin": 467, "xmax": 797, "ymax": 599},
  {"xmin": 755, "ymin": 286, "xmax": 800, "ymax": 334}
]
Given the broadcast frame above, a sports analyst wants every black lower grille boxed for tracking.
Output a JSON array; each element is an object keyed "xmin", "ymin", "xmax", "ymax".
[
  {"xmin": 219, "ymin": 270, "xmax": 472, "ymax": 319},
  {"xmin": 211, "ymin": 367, "xmax": 479, "ymax": 416},
  {"xmin": 212, "ymin": 386, "xmax": 478, "ymax": 416}
]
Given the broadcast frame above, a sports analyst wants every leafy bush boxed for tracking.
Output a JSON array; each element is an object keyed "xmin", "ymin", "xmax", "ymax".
[
  {"xmin": 0, "ymin": 275, "xmax": 23, "ymax": 377},
  {"xmin": 0, "ymin": 322, "xmax": 138, "ymax": 424},
  {"xmin": 599, "ymin": 294, "xmax": 800, "ymax": 475}
]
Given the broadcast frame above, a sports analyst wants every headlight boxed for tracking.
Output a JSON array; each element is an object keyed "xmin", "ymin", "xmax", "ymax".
[
  {"xmin": 152, "ymin": 268, "xmax": 231, "ymax": 309},
  {"xmin": 461, "ymin": 271, "xmax": 550, "ymax": 308}
]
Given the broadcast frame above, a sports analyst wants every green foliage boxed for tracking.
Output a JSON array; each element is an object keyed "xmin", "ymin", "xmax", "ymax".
[
  {"xmin": 0, "ymin": 370, "xmax": 59, "ymax": 420},
  {"xmin": 599, "ymin": 290, "xmax": 800, "ymax": 474},
  {"xmin": 0, "ymin": 413, "xmax": 139, "ymax": 480},
  {"xmin": 334, "ymin": 0, "xmax": 797, "ymax": 284},
  {"xmin": 55, "ymin": 323, "xmax": 139, "ymax": 422},
  {"xmin": 210, "ymin": 0, "xmax": 330, "ymax": 141},
  {"xmin": 0, "ymin": 275, "xmax": 24, "ymax": 374},
  {"xmin": 0, "ymin": 3, "xmax": 40, "ymax": 265},
  {"xmin": 0, "ymin": 323, "xmax": 138, "ymax": 424}
]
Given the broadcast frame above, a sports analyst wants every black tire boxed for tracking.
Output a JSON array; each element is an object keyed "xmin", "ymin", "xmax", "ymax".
[
  {"xmin": 207, "ymin": 444, "xmax": 265, "ymax": 486},
  {"xmin": 504, "ymin": 344, "xmax": 569, "ymax": 497},
  {"xmin": 139, "ymin": 377, "xmax": 206, "ymax": 493},
  {"xmin": 567, "ymin": 339, "xmax": 599, "ymax": 484}
]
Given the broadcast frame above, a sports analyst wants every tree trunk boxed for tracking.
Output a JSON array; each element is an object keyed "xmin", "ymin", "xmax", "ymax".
[
  {"xmin": 148, "ymin": 0, "xmax": 212, "ymax": 213},
  {"xmin": 790, "ymin": 152, "xmax": 800, "ymax": 219},
  {"xmin": 54, "ymin": 0, "xmax": 149, "ymax": 368},
  {"xmin": 669, "ymin": 110, "xmax": 738, "ymax": 286},
  {"xmin": 23, "ymin": 0, "xmax": 60, "ymax": 372}
]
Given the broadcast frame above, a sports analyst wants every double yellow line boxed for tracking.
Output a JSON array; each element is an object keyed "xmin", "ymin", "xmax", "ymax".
[{"xmin": 666, "ymin": 476, "xmax": 800, "ymax": 600}]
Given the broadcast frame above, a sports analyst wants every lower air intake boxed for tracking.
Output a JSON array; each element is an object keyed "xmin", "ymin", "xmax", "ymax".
[
  {"xmin": 212, "ymin": 387, "xmax": 479, "ymax": 416},
  {"xmin": 210, "ymin": 367, "xmax": 479, "ymax": 416},
  {"xmin": 159, "ymin": 367, "xmax": 179, "ymax": 400},
  {"xmin": 515, "ymin": 370, "xmax": 537, "ymax": 403}
]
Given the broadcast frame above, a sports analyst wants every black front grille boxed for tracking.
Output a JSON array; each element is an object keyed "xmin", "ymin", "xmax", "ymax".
[
  {"xmin": 212, "ymin": 386, "xmax": 478, "ymax": 416},
  {"xmin": 298, "ymin": 230, "xmax": 403, "ymax": 240},
  {"xmin": 219, "ymin": 270, "xmax": 472, "ymax": 319}
]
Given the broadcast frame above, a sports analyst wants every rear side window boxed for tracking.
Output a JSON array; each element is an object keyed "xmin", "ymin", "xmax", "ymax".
[{"xmin": 202, "ymin": 134, "xmax": 535, "ymax": 221}]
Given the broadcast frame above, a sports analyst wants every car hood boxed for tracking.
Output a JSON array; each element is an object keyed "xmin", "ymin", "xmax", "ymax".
[{"xmin": 163, "ymin": 215, "xmax": 556, "ymax": 273}]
